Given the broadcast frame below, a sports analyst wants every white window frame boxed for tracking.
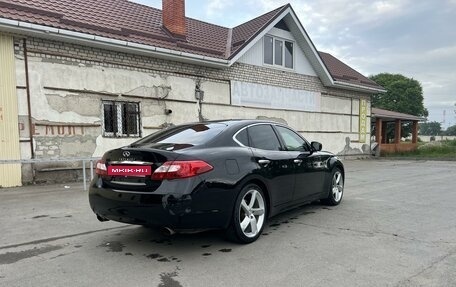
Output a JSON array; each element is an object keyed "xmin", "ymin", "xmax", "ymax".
[
  {"xmin": 263, "ymin": 35, "xmax": 294, "ymax": 70},
  {"xmin": 102, "ymin": 100, "xmax": 141, "ymax": 138}
]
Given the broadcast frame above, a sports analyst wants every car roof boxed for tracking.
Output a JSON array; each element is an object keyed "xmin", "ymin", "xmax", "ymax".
[{"xmin": 182, "ymin": 119, "xmax": 284, "ymax": 128}]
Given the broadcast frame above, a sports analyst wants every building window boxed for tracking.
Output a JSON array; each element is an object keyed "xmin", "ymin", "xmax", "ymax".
[
  {"xmin": 264, "ymin": 35, "xmax": 293, "ymax": 69},
  {"xmin": 102, "ymin": 100, "xmax": 141, "ymax": 137},
  {"xmin": 285, "ymin": 41, "xmax": 293, "ymax": 68},
  {"xmin": 264, "ymin": 36, "xmax": 274, "ymax": 65},
  {"xmin": 274, "ymin": 39, "xmax": 283, "ymax": 66}
]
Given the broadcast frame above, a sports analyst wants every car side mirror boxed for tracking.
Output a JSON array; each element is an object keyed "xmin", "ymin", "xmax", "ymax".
[{"xmin": 311, "ymin": 141, "xmax": 322, "ymax": 151}]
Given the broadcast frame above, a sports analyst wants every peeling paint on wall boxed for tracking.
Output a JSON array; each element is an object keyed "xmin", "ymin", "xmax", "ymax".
[
  {"xmin": 34, "ymin": 135, "xmax": 96, "ymax": 158},
  {"xmin": 124, "ymin": 84, "xmax": 171, "ymax": 98},
  {"xmin": 46, "ymin": 93, "xmax": 101, "ymax": 116}
]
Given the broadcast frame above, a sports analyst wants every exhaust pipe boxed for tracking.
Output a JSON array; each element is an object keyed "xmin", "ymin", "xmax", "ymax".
[
  {"xmin": 96, "ymin": 214, "xmax": 109, "ymax": 222},
  {"xmin": 161, "ymin": 227, "xmax": 176, "ymax": 236}
]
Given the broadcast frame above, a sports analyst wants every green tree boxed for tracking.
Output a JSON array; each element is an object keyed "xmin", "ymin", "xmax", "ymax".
[
  {"xmin": 369, "ymin": 73, "xmax": 428, "ymax": 117},
  {"xmin": 370, "ymin": 73, "xmax": 428, "ymax": 140},
  {"xmin": 419, "ymin": 121, "xmax": 442, "ymax": 136},
  {"xmin": 445, "ymin": 124, "xmax": 456, "ymax": 136}
]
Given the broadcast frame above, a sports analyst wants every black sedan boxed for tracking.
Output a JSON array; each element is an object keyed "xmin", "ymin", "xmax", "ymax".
[{"xmin": 89, "ymin": 120, "xmax": 344, "ymax": 243}]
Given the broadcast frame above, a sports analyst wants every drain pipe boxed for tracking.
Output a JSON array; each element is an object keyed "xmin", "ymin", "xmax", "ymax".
[
  {"xmin": 23, "ymin": 39, "xmax": 36, "ymax": 182},
  {"xmin": 195, "ymin": 79, "xmax": 205, "ymax": 122},
  {"xmin": 23, "ymin": 39, "xmax": 34, "ymax": 158}
]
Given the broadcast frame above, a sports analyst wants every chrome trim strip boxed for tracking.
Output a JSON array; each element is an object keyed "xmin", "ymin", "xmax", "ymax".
[
  {"xmin": 232, "ymin": 123, "xmax": 271, "ymax": 147},
  {"xmin": 111, "ymin": 181, "xmax": 147, "ymax": 186},
  {"xmin": 231, "ymin": 122, "xmax": 311, "ymax": 150},
  {"xmin": 109, "ymin": 161, "xmax": 154, "ymax": 165}
]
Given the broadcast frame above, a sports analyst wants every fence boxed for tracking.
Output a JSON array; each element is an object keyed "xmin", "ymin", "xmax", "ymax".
[
  {"xmin": 0, "ymin": 157, "xmax": 101, "ymax": 191},
  {"xmin": 418, "ymin": 135, "xmax": 456, "ymax": 142}
]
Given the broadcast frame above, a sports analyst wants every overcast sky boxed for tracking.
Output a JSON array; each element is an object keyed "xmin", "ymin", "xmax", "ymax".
[{"xmin": 131, "ymin": 0, "xmax": 456, "ymax": 128}]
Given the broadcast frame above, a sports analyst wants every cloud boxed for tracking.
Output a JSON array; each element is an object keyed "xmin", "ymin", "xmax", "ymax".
[
  {"xmin": 205, "ymin": 0, "xmax": 233, "ymax": 17},
  {"xmin": 129, "ymin": 0, "xmax": 161, "ymax": 7}
]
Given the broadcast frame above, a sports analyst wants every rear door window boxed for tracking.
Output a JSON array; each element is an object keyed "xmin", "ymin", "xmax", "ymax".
[{"xmin": 247, "ymin": 125, "xmax": 282, "ymax": 151}]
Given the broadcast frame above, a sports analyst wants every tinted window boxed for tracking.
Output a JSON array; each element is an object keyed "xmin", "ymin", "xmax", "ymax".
[
  {"xmin": 235, "ymin": 128, "xmax": 249, "ymax": 146},
  {"xmin": 132, "ymin": 123, "xmax": 226, "ymax": 148},
  {"xmin": 248, "ymin": 125, "xmax": 281, "ymax": 151},
  {"xmin": 275, "ymin": 126, "xmax": 308, "ymax": 151}
]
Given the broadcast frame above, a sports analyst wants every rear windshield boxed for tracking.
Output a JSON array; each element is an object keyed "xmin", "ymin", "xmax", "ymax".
[{"xmin": 131, "ymin": 123, "xmax": 227, "ymax": 149}]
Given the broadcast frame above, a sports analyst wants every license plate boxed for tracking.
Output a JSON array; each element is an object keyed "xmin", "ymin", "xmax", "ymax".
[{"xmin": 107, "ymin": 165, "xmax": 152, "ymax": 176}]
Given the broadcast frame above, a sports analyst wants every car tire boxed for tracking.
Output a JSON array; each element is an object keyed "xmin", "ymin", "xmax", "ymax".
[
  {"xmin": 226, "ymin": 183, "xmax": 267, "ymax": 244},
  {"xmin": 321, "ymin": 167, "xmax": 344, "ymax": 206}
]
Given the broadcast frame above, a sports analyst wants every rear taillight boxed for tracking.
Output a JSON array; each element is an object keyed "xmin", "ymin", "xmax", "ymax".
[
  {"xmin": 151, "ymin": 160, "xmax": 213, "ymax": 180},
  {"xmin": 96, "ymin": 160, "xmax": 107, "ymax": 175}
]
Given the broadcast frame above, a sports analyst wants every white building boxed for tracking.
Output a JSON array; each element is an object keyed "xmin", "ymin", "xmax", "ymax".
[{"xmin": 0, "ymin": 0, "xmax": 385, "ymax": 186}]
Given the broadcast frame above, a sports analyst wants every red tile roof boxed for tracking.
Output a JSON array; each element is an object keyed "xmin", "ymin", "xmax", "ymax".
[
  {"xmin": 230, "ymin": 5, "xmax": 287, "ymax": 56},
  {"xmin": 0, "ymin": 0, "xmax": 382, "ymax": 91},
  {"xmin": 319, "ymin": 51, "xmax": 383, "ymax": 90},
  {"xmin": 0, "ymin": 0, "xmax": 229, "ymax": 58}
]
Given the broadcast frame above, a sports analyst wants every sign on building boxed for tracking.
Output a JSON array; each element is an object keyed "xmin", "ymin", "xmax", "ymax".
[
  {"xmin": 359, "ymin": 98, "xmax": 367, "ymax": 143},
  {"xmin": 231, "ymin": 81, "xmax": 321, "ymax": 112}
]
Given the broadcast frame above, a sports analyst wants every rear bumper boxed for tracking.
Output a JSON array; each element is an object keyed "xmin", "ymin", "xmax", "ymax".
[{"xmin": 88, "ymin": 177, "xmax": 237, "ymax": 230}]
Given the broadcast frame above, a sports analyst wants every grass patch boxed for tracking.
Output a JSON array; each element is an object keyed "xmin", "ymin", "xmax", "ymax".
[{"xmin": 383, "ymin": 140, "xmax": 456, "ymax": 158}]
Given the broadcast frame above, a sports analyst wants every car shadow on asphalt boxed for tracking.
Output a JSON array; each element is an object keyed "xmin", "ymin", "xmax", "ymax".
[{"xmin": 94, "ymin": 201, "xmax": 330, "ymax": 261}]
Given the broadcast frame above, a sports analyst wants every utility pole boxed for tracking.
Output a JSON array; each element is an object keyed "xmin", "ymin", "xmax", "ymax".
[{"xmin": 443, "ymin": 110, "xmax": 446, "ymax": 127}]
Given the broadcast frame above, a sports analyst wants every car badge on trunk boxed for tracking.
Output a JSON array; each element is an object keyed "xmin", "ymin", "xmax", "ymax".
[{"xmin": 122, "ymin": 151, "xmax": 130, "ymax": 157}]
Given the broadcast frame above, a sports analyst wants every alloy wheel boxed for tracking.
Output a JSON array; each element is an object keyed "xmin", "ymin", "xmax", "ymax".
[
  {"xmin": 239, "ymin": 188, "xmax": 265, "ymax": 238},
  {"xmin": 332, "ymin": 171, "xmax": 344, "ymax": 202}
]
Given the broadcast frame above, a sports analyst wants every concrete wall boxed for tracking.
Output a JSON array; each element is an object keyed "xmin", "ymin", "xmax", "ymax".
[
  {"xmin": 418, "ymin": 135, "xmax": 456, "ymax": 142},
  {"xmin": 13, "ymin": 36, "xmax": 372, "ymax": 183}
]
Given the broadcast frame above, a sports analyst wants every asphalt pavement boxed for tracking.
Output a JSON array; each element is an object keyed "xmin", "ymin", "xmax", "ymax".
[{"xmin": 1, "ymin": 159, "xmax": 455, "ymax": 287}]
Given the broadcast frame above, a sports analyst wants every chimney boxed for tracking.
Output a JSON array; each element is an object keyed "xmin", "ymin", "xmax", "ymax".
[{"xmin": 162, "ymin": 0, "xmax": 186, "ymax": 39}]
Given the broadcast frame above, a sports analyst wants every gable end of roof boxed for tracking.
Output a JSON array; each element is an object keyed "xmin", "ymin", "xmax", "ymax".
[{"xmin": 229, "ymin": 4, "xmax": 289, "ymax": 59}]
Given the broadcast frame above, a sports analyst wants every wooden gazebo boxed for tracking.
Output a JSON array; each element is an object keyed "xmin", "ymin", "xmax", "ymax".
[{"xmin": 371, "ymin": 108, "xmax": 425, "ymax": 155}]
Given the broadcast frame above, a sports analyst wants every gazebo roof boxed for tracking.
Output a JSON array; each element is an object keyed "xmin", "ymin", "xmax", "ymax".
[{"xmin": 371, "ymin": 108, "xmax": 425, "ymax": 122}]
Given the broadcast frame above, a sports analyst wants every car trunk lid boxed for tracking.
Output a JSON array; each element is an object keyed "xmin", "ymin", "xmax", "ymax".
[{"xmin": 100, "ymin": 148, "xmax": 180, "ymax": 192}]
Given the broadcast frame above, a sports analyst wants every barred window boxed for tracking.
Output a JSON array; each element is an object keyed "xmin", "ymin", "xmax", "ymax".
[{"xmin": 102, "ymin": 100, "xmax": 141, "ymax": 137}]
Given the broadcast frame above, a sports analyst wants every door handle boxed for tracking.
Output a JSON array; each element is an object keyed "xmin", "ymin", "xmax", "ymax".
[
  {"xmin": 258, "ymin": 159, "xmax": 271, "ymax": 166},
  {"xmin": 293, "ymin": 159, "xmax": 302, "ymax": 164}
]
